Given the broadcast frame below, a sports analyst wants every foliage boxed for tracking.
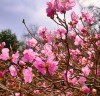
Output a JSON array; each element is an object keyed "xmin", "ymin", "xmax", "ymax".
[{"xmin": 0, "ymin": 29, "xmax": 19, "ymax": 51}]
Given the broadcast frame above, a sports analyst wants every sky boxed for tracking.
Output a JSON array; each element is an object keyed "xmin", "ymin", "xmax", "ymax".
[
  {"xmin": 78, "ymin": 0, "xmax": 100, "ymax": 7},
  {"xmin": 0, "ymin": 0, "xmax": 81, "ymax": 40}
]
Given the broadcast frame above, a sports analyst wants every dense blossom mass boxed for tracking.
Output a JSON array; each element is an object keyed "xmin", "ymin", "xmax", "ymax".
[{"xmin": 0, "ymin": 0, "xmax": 100, "ymax": 96}]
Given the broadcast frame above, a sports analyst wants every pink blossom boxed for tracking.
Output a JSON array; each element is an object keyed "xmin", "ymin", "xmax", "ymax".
[
  {"xmin": 37, "ymin": 27, "xmax": 47, "ymax": 39},
  {"xmin": 87, "ymin": 51, "xmax": 94, "ymax": 60},
  {"xmin": 95, "ymin": 34, "xmax": 100, "ymax": 39},
  {"xmin": 46, "ymin": 0, "xmax": 76, "ymax": 15},
  {"xmin": 74, "ymin": 35, "xmax": 83, "ymax": 45},
  {"xmin": 81, "ymin": 86, "xmax": 90, "ymax": 94},
  {"xmin": 69, "ymin": 30, "xmax": 76, "ymax": 39},
  {"xmin": 0, "ymin": 48, "xmax": 9, "ymax": 60},
  {"xmin": 82, "ymin": 66, "xmax": 90, "ymax": 76},
  {"xmin": 96, "ymin": 40, "xmax": 100, "ymax": 47},
  {"xmin": 3, "ymin": 69, "xmax": 9, "ymax": 75},
  {"xmin": 70, "ymin": 49, "xmax": 81, "ymax": 55},
  {"xmin": 0, "ymin": 42, "xmax": 6, "ymax": 49},
  {"xmin": 19, "ymin": 60, "xmax": 25, "ymax": 66},
  {"xmin": 12, "ymin": 51, "xmax": 19, "ymax": 64},
  {"xmin": 71, "ymin": 77, "xmax": 78, "ymax": 85},
  {"xmin": 79, "ymin": 26, "xmax": 88, "ymax": 35},
  {"xmin": 1, "ymin": 42, "xmax": 6, "ymax": 48},
  {"xmin": 34, "ymin": 90, "xmax": 39, "ymax": 94},
  {"xmin": 78, "ymin": 77, "xmax": 86, "ymax": 85},
  {"xmin": 34, "ymin": 57, "xmax": 58, "ymax": 75},
  {"xmin": 82, "ymin": 9, "xmax": 94, "ymax": 24},
  {"xmin": 42, "ymin": 43, "xmax": 52, "ymax": 56},
  {"xmin": 88, "ymin": 60, "xmax": 94, "ymax": 67},
  {"xmin": 63, "ymin": 69, "xmax": 73, "ymax": 81},
  {"xmin": 34, "ymin": 57, "xmax": 46, "ymax": 75},
  {"xmin": 22, "ymin": 67, "xmax": 33, "ymax": 83},
  {"xmin": 35, "ymin": 45, "xmax": 40, "ymax": 51},
  {"xmin": 56, "ymin": 0, "xmax": 76, "ymax": 13},
  {"xmin": 9, "ymin": 65, "xmax": 17, "ymax": 77},
  {"xmin": 46, "ymin": 32, "xmax": 54, "ymax": 43},
  {"xmin": 81, "ymin": 57, "xmax": 88, "ymax": 65},
  {"xmin": 47, "ymin": 58, "xmax": 58, "ymax": 75},
  {"xmin": 22, "ymin": 49, "xmax": 36, "ymax": 63},
  {"xmin": 55, "ymin": 28, "xmax": 67, "ymax": 39},
  {"xmin": 42, "ymin": 82, "xmax": 46, "ymax": 88},
  {"xmin": 46, "ymin": 1, "xmax": 56, "ymax": 18},
  {"xmin": 71, "ymin": 11, "xmax": 79, "ymax": 24},
  {"xmin": 15, "ymin": 93, "xmax": 20, "ymax": 96},
  {"xmin": 27, "ymin": 38, "xmax": 37, "ymax": 47}
]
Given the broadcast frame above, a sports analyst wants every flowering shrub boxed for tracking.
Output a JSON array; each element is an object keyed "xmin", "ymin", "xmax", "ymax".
[{"xmin": 0, "ymin": 0, "xmax": 100, "ymax": 96}]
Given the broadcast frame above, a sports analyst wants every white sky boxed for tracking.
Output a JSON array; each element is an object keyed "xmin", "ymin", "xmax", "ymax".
[
  {"xmin": 1, "ymin": 0, "xmax": 99, "ymax": 40},
  {"xmin": 78, "ymin": 0, "xmax": 100, "ymax": 7}
]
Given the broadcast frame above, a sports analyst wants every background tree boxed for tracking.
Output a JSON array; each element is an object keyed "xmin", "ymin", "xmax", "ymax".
[{"xmin": 0, "ymin": 29, "xmax": 19, "ymax": 51}]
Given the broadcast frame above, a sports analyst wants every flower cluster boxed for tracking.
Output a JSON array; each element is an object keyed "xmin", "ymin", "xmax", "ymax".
[{"xmin": 46, "ymin": 0, "xmax": 76, "ymax": 18}]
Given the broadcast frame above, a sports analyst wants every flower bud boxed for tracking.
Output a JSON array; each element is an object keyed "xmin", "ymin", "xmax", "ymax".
[
  {"xmin": 81, "ymin": 86, "xmax": 90, "ymax": 94},
  {"xmin": 92, "ymin": 89, "xmax": 97, "ymax": 94}
]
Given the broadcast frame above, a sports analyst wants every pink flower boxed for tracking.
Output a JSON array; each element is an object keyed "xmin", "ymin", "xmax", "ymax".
[
  {"xmin": 95, "ymin": 34, "xmax": 100, "ymax": 39},
  {"xmin": 46, "ymin": 0, "xmax": 76, "ymax": 15},
  {"xmin": 47, "ymin": 58, "xmax": 58, "ymax": 75},
  {"xmin": 71, "ymin": 77, "xmax": 78, "ymax": 85},
  {"xmin": 96, "ymin": 40, "xmax": 100, "ymax": 47},
  {"xmin": 3, "ymin": 70, "xmax": 9, "ymax": 75},
  {"xmin": 46, "ymin": 32, "xmax": 54, "ymax": 43},
  {"xmin": 46, "ymin": 1, "xmax": 56, "ymax": 18},
  {"xmin": 82, "ymin": 9, "xmax": 94, "ymax": 24},
  {"xmin": 19, "ymin": 60, "xmax": 25, "ymax": 66},
  {"xmin": 34, "ymin": 57, "xmax": 58, "ymax": 75},
  {"xmin": 34, "ymin": 90, "xmax": 39, "ymax": 94},
  {"xmin": 15, "ymin": 93, "xmax": 20, "ymax": 96},
  {"xmin": 57, "ymin": 0, "xmax": 76, "ymax": 13},
  {"xmin": 0, "ymin": 42, "xmax": 6, "ymax": 49},
  {"xmin": 63, "ymin": 69, "xmax": 73, "ymax": 81},
  {"xmin": 27, "ymin": 38, "xmax": 37, "ymax": 47},
  {"xmin": 34, "ymin": 57, "xmax": 46, "ymax": 75},
  {"xmin": 82, "ymin": 66, "xmax": 90, "ymax": 76},
  {"xmin": 37, "ymin": 27, "xmax": 47, "ymax": 39},
  {"xmin": 79, "ymin": 25, "xmax": 88, "ymax": 35},
  {"xmin": 55, "ymin": 28, "xmax": 67, "ymax": 39},
  {"xmin": 42, "ymin": 82, "xmax": 46, "ymax": 88},
  {"xmin": 22, "ymin": 49, "xmax": 36, "ymax": 63},
  {"xmin": 78, "ymin": 77, "xmax": 86, "ymax": 85},
  {"xmin": 12, "ymin": 51, "xmax": 19, "ymax": 64},
  {"xmin": 9, "ymin": 65, "xmax": 17, "ymax": 77},
  {"xmin": 81, "ymin": 86, "xmax": 90, "ymax": 94},
  {"xmin": 0, "ymin": 48, "xmax": 9, "ymax": 60},
  {"xmin": 81, "ymin": 57, "xmax": 88, "ymax": 65},
  {"xmin": 71, "ymin": 11, "xmax": 79, "ymax": 24},
  {"xmin": 42, "ymin": 43, "xmax": 52, "ymax": 56},
  {"xmin": 23, "ymin": 67, "xmax": 33, "ymax": 83},
  {"xmin": 1, "ymin": 42, "xmax": 6, "ymax": 48},
  {"xmin": 74, "ymin": 35, "xmax": 83, "ymax": 45},
  {"xmin": 69, "ymin": 30, "xmax": 76, "ymax": 39}
]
